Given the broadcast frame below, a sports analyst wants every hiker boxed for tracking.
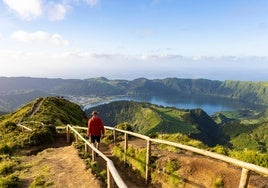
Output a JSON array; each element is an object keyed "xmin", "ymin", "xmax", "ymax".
[{"xmin": 87, "ymin": 111, "xmax": 105, "ymax": 151}]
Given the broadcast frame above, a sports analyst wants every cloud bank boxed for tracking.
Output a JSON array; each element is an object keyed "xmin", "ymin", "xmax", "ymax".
[
  {"xmin": 3, "ymin": 0, "xmax": 42, "ymax": 20},
  {"xmin": 11, "ymin": 30, "xmax": 69, "ymax": 46},
  {"xmin": 3, "ymin": 0, "xmax": 99, "ymax": 21}
]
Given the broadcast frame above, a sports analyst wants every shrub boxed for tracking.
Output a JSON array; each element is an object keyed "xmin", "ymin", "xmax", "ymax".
[
  {"xmin": 165, "ymin": 159, "xmax": 180, "ymax": 174},
  {"xmin": 210, "ymin": 145, "xmax": 229, "ymax": 155},
  {"xmin": 29, "ymin": 175, "xmax": 53, "ymax": 188},
  {"xmin": 0, "ymin": 174, "xmax": 21, "ymax": 188},
  {"xmin": 115, "ymin": 122, "xmax": 133, "ymax": 131},
  {"xmin": 2, "ymin": 122, "xmax": 17, "ymax": 133},
  {"xmin": 212, "ymin": 177, "xmax": 224, "ymax": 188},
  {"xmin": 26, "ymin": 125, "xmax": 56, "ymax": 146},
  {"xmin": 0, "ymin": 144, "xmax": 12, "ymax": 155},
  {"xmin": 229, "ymin": 150, "xmax": 268, "ymax": 168},
  {"xmin": 164, "ymin": 159, "xmax": 182, "ymax": 187},
  {"xmin": 0, "ymin": 160, "xmax": 17, "ymax": 175}
]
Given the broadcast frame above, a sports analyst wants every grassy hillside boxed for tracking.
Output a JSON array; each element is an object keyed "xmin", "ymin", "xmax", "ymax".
[
  {"xmin": 0, "ymin": 96, "xmax": 88, "ymax": 153},
  {"xmin": 86, "ymin": 100, "xmax": 268, "ymax": 167},
  {"xmin": 213, "ymin": 109, "xmax": 268, "ymax": 151},
  {"xmin": 218, "ymin": 80, "xmax": 268, "ymax": 105},
  {"xmin": 0, "ymin": 96, "xmax": 88, "ymax": 127},
  {"xmin": 0, "ymin": 96, "xmax": 88, "ymax": 164},
  {"xmin": 85, "ymin": 100, "xmax": 226, "ymax": 146},
  {"xmin": 0, "ymin": 96, "xmax": 89, "ymax": 187}
]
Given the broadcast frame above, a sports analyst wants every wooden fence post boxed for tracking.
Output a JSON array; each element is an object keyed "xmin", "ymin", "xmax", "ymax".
[
  {"xmin": 124, "ymin": 133, "xmax": 128, "ymax": 163},
  {"xmin": 85, "ymin": 143, "xmax": 88, "ymax": 153},
  {"xmin": 91, "ymin": 147, "xmax": 95, "ymax": 161},
  {"xmin": 145, "ymin": 139, "xmax": 151, "ymax": 185},
  {"xmin": 66, "ymin": 125, "xmax": 70, "ymax": 143},
  {"xmin": 113, "ymin": 128, "xmax": 116, "ymax": 145},
  {"xmin": 239, "ymin": 168, "xmax": 250, "ymax": 188},
  {"xmin": 107, "ymin": 165, "xmax": 115, "ymax": 188}
]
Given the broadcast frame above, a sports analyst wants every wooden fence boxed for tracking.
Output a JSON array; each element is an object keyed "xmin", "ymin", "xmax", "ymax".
[
  {"xmin": 16, "ymin": 123, "xmax": 127, "ymax": 188},
  {"xmin": 17, "ymin": 123, "xmax": 268, "ymax": 188},
  {"xmin": 17, "ymin": 123, "xmax": 33, "ymax": 132},
  {"xmin": 71, "ymin": 125, "xmax": 268, "ymax": 188},
  {"xmin": 65, "ymin": 125, "xmax": 127, "ymax": 188}
]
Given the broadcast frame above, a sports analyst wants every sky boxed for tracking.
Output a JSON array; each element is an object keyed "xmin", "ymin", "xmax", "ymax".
[{"xmin": 0, "ymin": 0, "xmax": 268, "ymax": 81}]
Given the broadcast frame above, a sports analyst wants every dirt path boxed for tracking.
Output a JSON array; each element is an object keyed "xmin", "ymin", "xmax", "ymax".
[
  {"xmin": 20, "ymin": 145, "xmax": 103, "ymax": 188},
  {"xmin": 29, "ymin": 98, "xmax": 44, "ymax": 118},
  {"xmin": 19, "ymin": 136, "xmax": 268, "ymax": 188}
]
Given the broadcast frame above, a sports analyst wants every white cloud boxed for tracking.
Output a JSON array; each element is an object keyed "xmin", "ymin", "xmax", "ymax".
[
  {"xmin": 3, "ymin": 0, "xmax": 42, "ymax": 20},
  {"xmin": 46, "ymin": 2, "xmax": 71, "ymax": 21},
  {"xmin": 0, "ymin": 49, "xmax": 267, "ymax": 80},
  {"xmin": 11, "ymin": 30, "xmax": 70, "ymax": 46},
  {"xmin": 3, "ymin": 0, "xmax": 99, "ymax": 21}
]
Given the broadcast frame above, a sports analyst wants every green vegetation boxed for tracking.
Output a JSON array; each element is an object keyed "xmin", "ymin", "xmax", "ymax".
[
  {"xmin": 0, "ymin": 94, "xmax": 268, "ymax": 186},
  {"xmin": 29, "ymin": 175, "xmax": 53, "ymax": 188},
  {"xmin": 0, "ymin": 96, "xmax": 88, "ymax": 186},
  {"xmin": 0, "ymin": 174, "xmax": 21, "ymax": 188},
  {"xmin": 0, "ymin": 155, "xmax": 21, "ymax": 188},
  {"xmin": 113, "ymin": 144, "xmax": 184, "ymax": 187},
  {"xmin": 113, "ymin": 145, "xmax": 148, "ymax": 178},
  {"xmin": 88, "ymin": 100, "xmax": 268, "ymax": 167},
  {"xmin": 229, "ymin": 150, "xmax": 268, "ymax": 168},
  {"xmin": 164, "ymin": 159, "xmax": 182, "ymax": 187},
  {"xmin": 212, "ymin": 177, "xmax": 224, "ymax": 188},
  {"xmin": 154, "ymin": 133, "xmax": 205, "ymax": 154},
  {"xmin": 86, "ymin": 100, "xmax": 225, "ymax": 146}
]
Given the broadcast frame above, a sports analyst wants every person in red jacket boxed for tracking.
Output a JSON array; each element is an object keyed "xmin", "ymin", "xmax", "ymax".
[{"xmin": 87, "ymin": 111, "xmax": 105, "ymax": 150}]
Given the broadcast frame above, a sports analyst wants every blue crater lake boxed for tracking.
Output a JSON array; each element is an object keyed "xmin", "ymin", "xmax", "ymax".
[{"xmin": 84, "ymin": 95, "xmax": 261, "ymax": 115}]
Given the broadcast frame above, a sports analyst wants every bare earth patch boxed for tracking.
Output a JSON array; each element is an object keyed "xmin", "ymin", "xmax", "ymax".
[
  {"xmin": 19, "ymin": 145, "xmax": 103, "ymax": 188},
  {"xmin": 126, "ymin": 138, "xmax": 268, "ymax": 188}
]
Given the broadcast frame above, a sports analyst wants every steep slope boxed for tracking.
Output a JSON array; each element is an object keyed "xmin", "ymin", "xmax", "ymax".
[
  {"xmin": 218, "ymin": 80, "xmax": 268, "ymax": 105},
  {"xmin": 0, "ymin": 96, "xmax": 88, "ymax": 127},
  {"xmin": 0, "ymin": 96, "xmax": 88, "ymax": 155},
  {"xmin": 85, "ymin": 100, "xmax": 226, "ymax": 146}
]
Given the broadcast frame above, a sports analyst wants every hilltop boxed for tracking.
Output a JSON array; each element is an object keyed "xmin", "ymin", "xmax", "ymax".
[
  {"xmin": 0, "ymin": 96, "xmax": 87, "ymax": 155},
  {"xmin": 0, "ymin": 96, "xmax": 87, "ymax": 127},
  {"xmin": 0, "ymin": 97, "xmax": 94, "ymax": 187}
]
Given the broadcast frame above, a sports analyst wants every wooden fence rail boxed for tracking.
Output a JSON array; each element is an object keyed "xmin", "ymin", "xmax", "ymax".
[
  {"xmin": 66, "ymin": 125, "xmax": 128, "ymax": 188},
  {"xmin": 72, "ymin": 125, "xmax": 268, "ymax": 187},
  {"xmin": 16, "ymin": 123, "xmax": 33, "ymax": 132},
  {"xmin": 17, "ymin": 123, "xmax": 268, "ymax": 188},
  {"xmin": 16, "ymin": 123, "xmax": 128, "ymax": 188},
  {"xmin": 103, "ymin": 126, "xmax": 268, "ymax": 188}
]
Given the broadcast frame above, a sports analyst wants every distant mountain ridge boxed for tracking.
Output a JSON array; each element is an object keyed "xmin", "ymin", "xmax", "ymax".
[{"xmin": 0, "ymin": 76, "xmax": 268, "ymax": 112}]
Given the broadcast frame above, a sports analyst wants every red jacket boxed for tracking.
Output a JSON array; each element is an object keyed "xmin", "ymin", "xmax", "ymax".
[{"xmin": 87, "ymin": 116, "xmax": 105, "ymax": 136}]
